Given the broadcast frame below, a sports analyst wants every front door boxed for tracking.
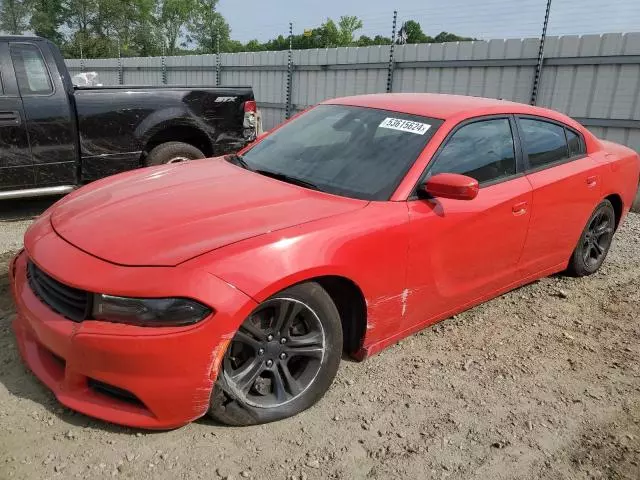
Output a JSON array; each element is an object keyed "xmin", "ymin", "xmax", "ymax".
[
  {"xmin": 9, "ymin": 41, "xmax": 77, "ymax": 187},
  {"xmin": 405, "ymin": 117, "xmax": 532, "ymax": 328},
  {"xmin": 0, "ymin": 42, "xmax": 34, "ymax": 191}
]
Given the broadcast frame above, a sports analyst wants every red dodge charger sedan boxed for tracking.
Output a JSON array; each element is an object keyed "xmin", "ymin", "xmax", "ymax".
[{"xmin": 10, "ymin": 94, "xmax": 640, "ymax": 428}]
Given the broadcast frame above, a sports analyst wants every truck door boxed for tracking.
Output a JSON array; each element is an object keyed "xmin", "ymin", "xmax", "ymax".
[
  {"xmin": 0, "ymin": 42, "xmax": 35, "ymax": 191},
  {"xmin": 9, "ymin": 41, "xmax": 77, "ymax": 187}
]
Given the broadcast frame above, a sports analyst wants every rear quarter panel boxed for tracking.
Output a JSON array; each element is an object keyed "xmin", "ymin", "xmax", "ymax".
[
  {"xmin": 597, "ymin": 140, "xmax": 640, "ymax": 218},
  {"xmin": 74, "ymin": 87, "xmax": 253, "ymax": 179}
]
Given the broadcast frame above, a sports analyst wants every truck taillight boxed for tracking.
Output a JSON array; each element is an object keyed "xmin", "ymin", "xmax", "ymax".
[
  {"xmin": 243, "ymin": 101, "xmax": 258, "ymax": 141},
  {"xmin": 244, "ymin": 101, "xmax": 257, "ymax": 113}
]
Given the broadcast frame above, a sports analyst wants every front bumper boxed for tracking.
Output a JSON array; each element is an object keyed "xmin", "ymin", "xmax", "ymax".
[{"xmin": 9, "ymin": 227, "xmax": 256, "ymax": 429}]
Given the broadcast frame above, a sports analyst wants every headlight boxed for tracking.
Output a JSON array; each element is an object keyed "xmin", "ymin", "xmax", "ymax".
[{"xmin": 92, "ymin": 294, "xmax": 211, "ymax": 327}]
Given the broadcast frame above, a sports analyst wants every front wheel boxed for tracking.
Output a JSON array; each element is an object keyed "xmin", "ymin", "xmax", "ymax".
[
  {"xmin": 209, "ymin": 282, "xmax": 343, "ymax": 426},
  {"xmin": 567, "ymin": 200, "xmax": 616, "ymax": 277}
]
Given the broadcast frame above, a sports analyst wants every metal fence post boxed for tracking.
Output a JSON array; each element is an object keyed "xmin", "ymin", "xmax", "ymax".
[
  {"xmin": 216, "ymin": 31, "xmax": 221, "ymax": 87},
  {"xmin": 386, "ymin": 10, "xmax": 398, "ymax": 93},
  {"xmin": 117, "ymin": 40, "xmax": 123, "ymax": 85},
  {"xmin": 161, "ymin": 44, "xmax": 167, "ymax": 85},
  {"xmin": 285, "ymin": 22, "xmax": 294, "ymax": 119},
  {"xmin": 530, "ymin": 0, "xmax": 552, "ymax": 105}
]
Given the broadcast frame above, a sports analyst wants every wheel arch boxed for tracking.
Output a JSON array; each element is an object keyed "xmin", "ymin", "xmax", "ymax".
[
  {"xmin": 312, "ymin": 276, "xmax": 368, "ymax": 358},
  {"xmin": 254, "ymin": 272, "xmax": 369, "ymax": 359},
  {"xmin": 603, "ymin": 193, "xmax": 623, "ymax": 229},
  {"xmin": 142, "ymin": 124, "xmax": 214, "ymax": 162}
]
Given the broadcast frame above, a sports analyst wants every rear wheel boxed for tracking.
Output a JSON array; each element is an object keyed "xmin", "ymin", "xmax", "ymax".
[
  {"xmin": 567, "ymin": 200, "xmax": 616, "ymax": 276},
  {"xmin": 209, "ymin": 282, "xmax": 342, "ymax": 426},
  {"xmin": 145, "ymin": 141, "xmax": 205, "ymax": 166}
]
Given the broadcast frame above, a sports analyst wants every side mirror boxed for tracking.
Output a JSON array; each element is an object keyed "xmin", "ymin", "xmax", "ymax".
[{"xmin": 420, "ymin": 173, "xmax": 479, "ymax": 201}]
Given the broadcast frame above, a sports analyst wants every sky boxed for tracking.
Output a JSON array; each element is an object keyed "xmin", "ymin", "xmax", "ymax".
[{"xmin": 218, "ymin": 0, "xmax": 640, "ymax": 43}]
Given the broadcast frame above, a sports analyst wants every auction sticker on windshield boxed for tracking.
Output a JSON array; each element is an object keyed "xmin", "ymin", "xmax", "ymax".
[{"xmin": 379, "ymin": 117, "xmax": 431, "ymax": 135}]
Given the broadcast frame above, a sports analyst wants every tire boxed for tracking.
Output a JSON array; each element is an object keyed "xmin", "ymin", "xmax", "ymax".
[
  {"xmin": 567, "ymin": 200, "xmax": 616, "ymax": 277},
  {"xmin": 209, "ymin": 282, "xmax": 343, "ymax": 426},
  {"xmin": 144, "ymin": 141, "xmax": 205, "ymax": 166}
]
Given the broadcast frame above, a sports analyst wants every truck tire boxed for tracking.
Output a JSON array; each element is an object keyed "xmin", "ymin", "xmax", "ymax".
[{"xmin": 145, "ymin": 142, "xmax": 205, "ymax": 166}]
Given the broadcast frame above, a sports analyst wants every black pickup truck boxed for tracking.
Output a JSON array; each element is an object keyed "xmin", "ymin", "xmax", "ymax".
[{"xmin": 0, "ymin": 36, "xmax": 257, "ymax": 199}]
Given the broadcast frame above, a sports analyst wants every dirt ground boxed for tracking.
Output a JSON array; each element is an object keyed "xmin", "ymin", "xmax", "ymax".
[{"xmin": 0, "ymin": 203, "xmax": 639, "ymax": 480}]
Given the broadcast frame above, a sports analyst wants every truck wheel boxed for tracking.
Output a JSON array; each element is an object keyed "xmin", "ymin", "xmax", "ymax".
[{"xmin": 145, "ymin": 142, "xmax": 205, "ymax": 166}]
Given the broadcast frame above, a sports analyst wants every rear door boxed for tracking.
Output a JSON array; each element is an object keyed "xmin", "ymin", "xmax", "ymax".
[
  {"xmin": 516, "ymin": 116, "xmax": 602, "ymax": 275},
  {"xmin": 9, "ymin": 41, "xmax": 77, "ymax": 187},
  {"xmin": 405, "ymin": 116, "xmax": 533, "ymax": 326},
  {"xmin": 0, "ymin": 41, "xmax": 34, "ymax": 191}
]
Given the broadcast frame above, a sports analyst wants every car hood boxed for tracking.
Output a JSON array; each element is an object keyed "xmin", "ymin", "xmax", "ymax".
[{"xmin": 50, "ymin": 159, "xmax": 366, "ymax": 266}]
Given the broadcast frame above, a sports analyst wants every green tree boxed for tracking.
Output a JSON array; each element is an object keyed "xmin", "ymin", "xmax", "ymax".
[
  {"xmin": 400, "ymin": 20, "xmax": 433, "ymax": 44},
  {"xmin": 318, "ymin": 19, "xmax": 340, "ymax": 47},
  {"xmin": 156, "ymin": 0, "xmax": 196, "ymax": 55},
  {"xmin": 189, "ymin": 0, "xmax": 231, "ymax": 53},
  {"xmin": 0, "ymin": 0, "xmax": 30, "ymax": 34},
  {"xmin": 29, "ymin": 0, "xmax": 65, "ymax": 44},
  {"xmin": 337, "ymin": 15, "xmax": 363, "ymax": 45},
  {"xmin": 262, "ymin": 34, "xmax": 288, "ymax": 51},
  {"xmin": 89, "ymin": 0, "xmax": 156, "ymax": 57},
  {"xmin": 244, "ymin": 39, "xmax": 265, "ymax": 52},
  {"xmin": 434, "ymin": 31, "xmax": 474, "ymax": 43},
  {"xmin": 62, "ymin": 0, "xmax": 97, "ymax": 57},
  {"xmin": 357, "ymin": 34, "xmax": 392, "ymax": 46}
]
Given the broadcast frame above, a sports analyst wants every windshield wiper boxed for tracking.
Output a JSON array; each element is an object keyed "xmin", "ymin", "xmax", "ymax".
[
  {"xmin": 226, "ymin": 154, "xmax": 253, "ymax": 171},
  {"xmin": 255, "ymin": 169, "xmax": 322, "ymax": 192}
]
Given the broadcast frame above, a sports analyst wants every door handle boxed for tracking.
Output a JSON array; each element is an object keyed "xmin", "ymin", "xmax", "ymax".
[
  {"xmin": 512, "ymin": 201, "xmax": 528, "ymax": 216},
  {"xmin": 586, "ymin": 176, "xmax": 598, "ymax": 188},
  {"xmin": 0, "ymin": 110, "xmax": 21, "ymax": 126}
]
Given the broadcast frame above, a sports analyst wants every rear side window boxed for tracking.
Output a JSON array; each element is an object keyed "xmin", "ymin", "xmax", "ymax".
[
  {"xmin": 566, "ymin": 128, "xmax": 585, "ymax": 157},
  {"xmin": 10, "ymin": 44, "xmax": 53, "ymax": 95},
  {"xmin": 520, "ymin": 118, "xmax": 569, "ymax": 169},
  {"xmin": 428, "ymin": 118, "xmax": 516, "ymax": 184}
]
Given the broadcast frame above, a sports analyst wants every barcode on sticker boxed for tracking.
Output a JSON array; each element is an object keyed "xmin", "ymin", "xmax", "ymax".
[{"xmin": 379, "ymin": 117, "xmax": 431, "ymax": 135}]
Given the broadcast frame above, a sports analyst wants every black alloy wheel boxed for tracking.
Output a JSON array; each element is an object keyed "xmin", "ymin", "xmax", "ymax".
[
  {"xmin": 209, "ymin": 282, "xmax": 342, "ymax": 425},
  {"xmin": 582, "ymin": 211, "xmax": 614, "ymax": 268},
  {"xmin": 223, "ymin": 297, "xmax": 325, "ymax": 408},
  {"xmin": 568, "ymin": 200, "xmax": 616, "ymax": 276}
]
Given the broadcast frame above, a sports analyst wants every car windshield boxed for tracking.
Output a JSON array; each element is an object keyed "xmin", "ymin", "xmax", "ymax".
[{"xmin": 240, "ymin": 105, "xmax": 442, "ymax": 200}]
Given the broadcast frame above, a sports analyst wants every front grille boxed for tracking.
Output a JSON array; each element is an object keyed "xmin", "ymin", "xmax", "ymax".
[{"xmin": 27, "ymin": 261, "xmax": 90, "ymax": 322}]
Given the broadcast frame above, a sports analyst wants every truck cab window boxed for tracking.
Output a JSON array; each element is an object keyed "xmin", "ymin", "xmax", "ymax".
[{"xmin": 10, "ymin": 44, "xmax": 53, "ymax": 95}]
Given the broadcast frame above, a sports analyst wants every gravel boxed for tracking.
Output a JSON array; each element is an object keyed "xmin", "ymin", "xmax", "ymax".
[
  {"xmin": 0, "ymin": 197, "xmax": 59, "ymax": 255},
  {"xmin": 0, "ymin": 201, "xmax": 639, "ymax": 480}
]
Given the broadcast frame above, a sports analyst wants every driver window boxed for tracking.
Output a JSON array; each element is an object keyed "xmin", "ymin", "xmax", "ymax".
[{"xmin": 429, "ymin": 118, "xmax": 516, "ymax": 184}]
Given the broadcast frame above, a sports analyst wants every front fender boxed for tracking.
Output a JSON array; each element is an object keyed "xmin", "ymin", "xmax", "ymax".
[{"xmin": 181, "ymin": 202, "xmax": 411, "ymax": 349}]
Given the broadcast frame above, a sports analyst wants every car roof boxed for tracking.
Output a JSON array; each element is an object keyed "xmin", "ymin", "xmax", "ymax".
[{"xmin": 324, "ymin": 93, "xmax": 559, "ymax": 121}]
